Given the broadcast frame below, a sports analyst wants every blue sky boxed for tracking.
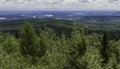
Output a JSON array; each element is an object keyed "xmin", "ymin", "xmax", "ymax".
[{"xmin": 0, "ymin": 0, "xmax": 120, "ymax": 10}]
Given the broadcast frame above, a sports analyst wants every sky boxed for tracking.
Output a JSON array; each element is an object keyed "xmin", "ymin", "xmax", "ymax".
[{"xmin": 0, "ymin": 0, "xmax": 120, "ymax": 10}]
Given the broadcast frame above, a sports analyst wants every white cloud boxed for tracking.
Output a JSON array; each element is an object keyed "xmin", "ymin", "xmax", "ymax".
[{"xmin": 0, "ymin": 0, "xmax": 120, "ymax": 10}]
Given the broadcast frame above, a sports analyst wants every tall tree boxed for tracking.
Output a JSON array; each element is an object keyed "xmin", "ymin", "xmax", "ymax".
[
  {"xmin": 101, "ymin": 33, "xmax": 109, "ymax": 64},
  {"xmin": 20, "ymin": 21, "xmax": 37, "ymax": 64}
]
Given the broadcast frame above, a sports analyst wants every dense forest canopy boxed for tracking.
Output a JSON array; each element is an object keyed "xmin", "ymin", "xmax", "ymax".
[{"xmin": 0, "ymin": 21, "xmax": 120, "ymax": 69}]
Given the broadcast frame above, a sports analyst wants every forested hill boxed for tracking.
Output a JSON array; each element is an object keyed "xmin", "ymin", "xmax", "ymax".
[
  {"xmin": 1, "ymin": 18, "xmax": 120, "ymax": 31},
  {"xmin": 0, "ymin": 19, "xmax": 120, "ymax": 40},
  {"xmin": 0, "ymin": 19, "xmax": 74, "ymax": 32}
]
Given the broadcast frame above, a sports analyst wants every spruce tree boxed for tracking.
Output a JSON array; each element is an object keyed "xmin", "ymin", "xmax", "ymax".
[
  {"xmin": 101, "ymin": 33, "xmax": 109, "ymax": 64},
  {"xmin": 76, "ymin": 46, "xmax": 103, "ymax": 69},
  {"xmin": 20, "ymin": 21, "xmax": 37, "ymax": 64},
  {"xmin": 69, "ymin": 27, "xmax": 88, "ymax": 69}
]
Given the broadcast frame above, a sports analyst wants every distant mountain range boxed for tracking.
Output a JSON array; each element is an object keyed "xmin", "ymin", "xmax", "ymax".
[
  {"xmin": 0, "ymin": 10, "xmax": 120, "ymax": 24},
  {"xmin": 0, "ymin": 10, "xmax": 120, "ymax": 18}
]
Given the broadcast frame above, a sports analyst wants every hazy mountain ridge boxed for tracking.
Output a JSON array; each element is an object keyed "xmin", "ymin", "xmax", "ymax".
[{"xmin": 0, "ymin": 11, "xmax": 120, "ymax": 19}]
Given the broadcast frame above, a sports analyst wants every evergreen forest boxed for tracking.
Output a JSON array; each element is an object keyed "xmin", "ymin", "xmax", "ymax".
[{"xmin": 0, "ymin": 21, "xmax": 120, "ymax": 69}]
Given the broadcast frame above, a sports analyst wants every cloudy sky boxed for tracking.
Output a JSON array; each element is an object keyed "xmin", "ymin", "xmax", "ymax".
[{"xmin": 0, "ymin": 0, "xmax": 120, "ymax": 10}]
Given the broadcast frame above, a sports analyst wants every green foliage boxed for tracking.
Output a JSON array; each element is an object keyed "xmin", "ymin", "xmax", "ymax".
[
  {"xmin": 20, "ymin": 21, "xmax": 43, "ymax": 64},
  {"xmin": 101, "ymin": 34, "xmax": 109, "ymax": 64},
  {"xmin": 2, "ymin": 34, "xmax": 19, "ymax": 53},
  {"xmin": 76, "ymin": 46, "xmax": 103, "ymax": 69},
  {"xmin": 0, "ymin": 21, "xmax": 120, "ymax": 69},
  {"xmin": 20, "ymin": 21, "xmax": 37, "ymax": 56}
]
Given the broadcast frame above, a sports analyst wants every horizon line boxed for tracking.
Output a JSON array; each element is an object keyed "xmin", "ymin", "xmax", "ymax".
[{"xmin": 0, "ymin": 9, "xmax": 120, "ymax": 12}]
